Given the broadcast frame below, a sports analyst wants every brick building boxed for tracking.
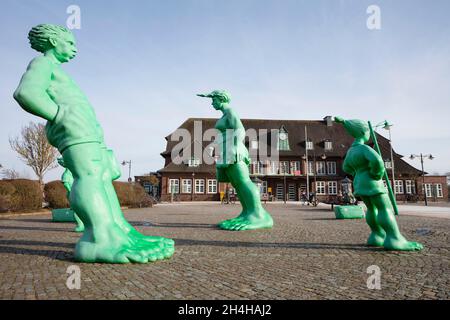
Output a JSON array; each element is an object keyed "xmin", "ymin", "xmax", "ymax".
[{"xmin": 158, "ymin": 117, "xmax": 448, "ymax": 202}]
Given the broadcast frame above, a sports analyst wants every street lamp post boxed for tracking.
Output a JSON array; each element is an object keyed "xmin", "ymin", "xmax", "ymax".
[
  {"xmin": 191, "ymin": 172, "xmax": 195, "ymax": 201},
  {"xmin": 409, "ymin": 153, "xmax": 434, "ymax": 206},
  {"xmin": 304, "ymin": 126, "xmax": 309, "ymax": 200},
  {"xmin": 121, "ymin": 160, "xmax": 132, "ymax": 183},
  {"xmin": 375, "ymin": 120, "xmax": 395, "ymax": 198}
]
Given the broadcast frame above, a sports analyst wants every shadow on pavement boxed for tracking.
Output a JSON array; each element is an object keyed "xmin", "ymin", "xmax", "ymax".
[
  {"xmin": 0, "ymin": 239, "xmax": 75, "ymax": 261},
  {"xmin": 0, "ymin": 225, "xmax": 72, "ymax": 232},
  {"xmin": 171, "ymin": 238, "xmax": 382, "ymax": 252},
  {"xmin": 6, "ymin": 218, "xmax": 54, "ymax": 223},
  {"xmin": 149, "ymin": 222, "xmax": 216, "ymax": 229}
]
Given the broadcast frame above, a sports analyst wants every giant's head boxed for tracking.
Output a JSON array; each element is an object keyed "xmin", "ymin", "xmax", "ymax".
[
  {"xmin": 197, "ymin": 90, "xmax": 231, "ymax": 110},
  {"xmin": 334, "ymin": 116, "xmax": 370, "ymax": 142},
  {"xmin": 28, "ymin": 24, "xmax": 77, "ymax": 63}
]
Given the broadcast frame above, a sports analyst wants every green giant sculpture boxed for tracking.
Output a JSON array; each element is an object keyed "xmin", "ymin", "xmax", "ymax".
[
  {"xmin": 14, "ymin": 24, "xmax": 174, "ymax": 263},
  {"xmin": 58, "ymin": 157, "xmax": 85, "ymax": 232},
  {"xmin": 197, "ymin": 90, "xmax": 273, "ymax": 231},
  {"xmin": 335, "ymin": 116, "xmax": 423, "ymax": 251}
]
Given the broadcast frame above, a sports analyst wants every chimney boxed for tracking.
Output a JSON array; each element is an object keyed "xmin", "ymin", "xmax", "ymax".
[{"xmin": 323, "ymin": 116, "xmax": 333, "ymax": 127}]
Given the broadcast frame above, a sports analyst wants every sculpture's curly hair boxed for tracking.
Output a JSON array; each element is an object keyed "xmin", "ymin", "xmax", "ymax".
[
  {"xmin": 28, "ymin": 24, "xmax": 72, "ymax": 53},
  {"xmin": 210, "ymin": 90, "xmax": 231, "ymax": 103}
]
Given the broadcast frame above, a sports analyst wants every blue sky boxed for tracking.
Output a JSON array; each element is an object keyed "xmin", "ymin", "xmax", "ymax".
[{"xmin": 1, "ymin": 0, "xmax": 449, "ymax": 181}]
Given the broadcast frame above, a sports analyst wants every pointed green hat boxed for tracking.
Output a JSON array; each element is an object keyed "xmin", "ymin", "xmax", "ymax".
[{"xmin": 334, "ymin": 116, "xmax": 369, "ymax": 138}]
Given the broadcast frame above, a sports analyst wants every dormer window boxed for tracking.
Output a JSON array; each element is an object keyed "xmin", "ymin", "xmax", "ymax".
[
  {"xmin": 188, "ymin": 158, "xmax": 200, "ymax": 167},
  {"xmin": 277, "ymin": 126, "xmax": 290, "ymax": 151},
  {"xmin": 384, "ymin": 160, "xmax": 392, "ymax": 169},
  {"xmin": 306, "ymin": 140, "xmax": 314, "ymax": 150},
  {"xmin": 324, "ymin": 140, "xmax": 333, "ymax": 151}
]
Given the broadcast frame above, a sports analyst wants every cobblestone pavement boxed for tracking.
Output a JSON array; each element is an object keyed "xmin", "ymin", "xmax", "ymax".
[{"xmin": 0, "ymin": 203, "xmax": 448, "ymax": 300}]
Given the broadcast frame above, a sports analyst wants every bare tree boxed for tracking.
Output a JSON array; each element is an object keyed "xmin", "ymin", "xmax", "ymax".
[
  {"xmin": 9, "ymin": 122, "xmax": 58, "ymax": 188},
  {"xmin": 1, "ymin": 168, "xmax": 20, "ymax": 179}
]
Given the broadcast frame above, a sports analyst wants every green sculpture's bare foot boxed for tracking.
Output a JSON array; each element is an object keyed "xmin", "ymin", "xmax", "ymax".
[
  {"xmin": 74, "ymin": 215, "xmax": 85, "ymax": 233},
  {"xmin": 367, "ymin": 231, "xmax": 386, "ymax": 247},
  {"xmin": 128, "ymin": 228, "xmax": 175, "ymax": 246},
  {"xmin": 383, "ymin": 236, "xmax": 423, "ymax": 251},
  {"xmin": 74, "ymin": 225, "xmax": 85, "ymax": 233},
  {"xmin": 113, "ymin": 217, "xmax": 175, "ymax": 246},
  {"xmin": 74, "ymin": 225, "xmax": 174, "ymax": 263},
  {"xmin": 218, "ymin": 211, "xmax": 247, "ymax": 229},
  {"xmin": 219, "ymin": 210, "xmax": 273, "ymax": 231}
]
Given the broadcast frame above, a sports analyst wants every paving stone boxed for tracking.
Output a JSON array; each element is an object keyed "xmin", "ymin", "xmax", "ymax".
[{"xmin": 0, "ymin": 203, "xmax": 448, "ymax": 299}]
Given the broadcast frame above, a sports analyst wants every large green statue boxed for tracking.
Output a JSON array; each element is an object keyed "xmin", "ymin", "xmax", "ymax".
[
  {"xmin": 57, "ymin": 157, "xmax": 85, "ymax": 232},
  {"xmin": 335, "ymin": 117, "xmax": 423, "ymax": 251},
  {"xmin": 197, "ymin": 90, "xmax": 273, "ymax": 231},
  {"xmin": 14, "ymin": 24, "xmax": 174, "ymax": 263}
]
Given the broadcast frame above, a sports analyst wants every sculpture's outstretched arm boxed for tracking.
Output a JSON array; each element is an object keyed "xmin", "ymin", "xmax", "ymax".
[{"xmin": 13, "ymin": 56, "xmax": 59, "ymax": 121}]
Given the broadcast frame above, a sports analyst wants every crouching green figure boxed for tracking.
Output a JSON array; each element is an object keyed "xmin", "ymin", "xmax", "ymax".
[
  {"xmin": 197, "ymin": 90, "xmax": 273, "ymax": 231},
  {"xmin": 58, "ymin": 158, "xmax": 84, "ymax": 232},
  {"xmin": 335, "ymin": 117, "xmax": 423, "ymax": 251},
  {"xmin": 14, "ymin": 24, "xmax": 174, "ymax": 263}
]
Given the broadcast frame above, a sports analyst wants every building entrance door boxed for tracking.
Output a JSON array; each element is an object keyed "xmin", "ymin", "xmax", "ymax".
[
  {"xmin": 288, "ymin": 184, "xmax": 296, "ymax": 201},
  {"xmin": 276, "ymin": 184, "xmax": 284, "ymax": 201}
]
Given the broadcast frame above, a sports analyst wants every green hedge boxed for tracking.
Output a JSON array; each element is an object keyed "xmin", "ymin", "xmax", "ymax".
[
  {"xmin": 42, "ymin": 180, "xmax": 154, "ymax": 209},
  {"xmin": 0, "ymin": 179, "xmax": 43, "ymax": 213},
  {"xmin": 44, "ymin": 180, "xmax": 69, "ymax": 209},
  {"xmin": 0, "ymin": 179, "xmax": 153, "ymax": 212},
  {"xmin": 113, "ymin": 181, "xmax": 154, "ymax": 208}
]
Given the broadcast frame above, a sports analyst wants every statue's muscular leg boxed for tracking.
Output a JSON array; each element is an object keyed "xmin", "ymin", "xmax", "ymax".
[
  {"xmin": 361, "ymin": 196, "xmax": 385, "ymax": 247},
  {"xmin": 218, "ymin": 166, "xmax": 249, "ymax": 229},
  {"xmin": 218, "ymin": 163, "xmax": 273, "ymax": 231},
  {"xmin": 372, "ymin": 194, "xmax": 423, "ymax": 251},
  {"xmin": 101, "ymin": 148, "xmax": 174, "ymax": 248},
  {"xmin": 63, "ymin": 142, "xmax": 174, "ymax": 263}
]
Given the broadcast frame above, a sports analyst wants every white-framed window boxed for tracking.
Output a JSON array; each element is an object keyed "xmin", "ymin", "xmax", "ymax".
[
  {"xmin": 325, "ymin": 140, "xmax": 333, "ymax": 151},
  {"xmin": 405, "ymin": 180, "xmax": 416, "ymax": 194},
  {"xmin": 188, "ymin": 158, "xmax": 200, "ymax": 167},
  {"xmin": 306, "ymin": 140, "xmax": 314, "ymax": 150},
  {"xmin": 195, "ymin": 179, "xmax": 205, "ymax": 194},
  {"xmin": 316, "ymin": 161, "xmax": 326, "ymax": 175},
  {"xmin": 290, "ymin": 161, "xmax": 301, "ymax": 175},
  {"xmin": 307, "ymin": 161, "xmax": 314, "ymax": 175},
  {"xmin": 327, "ymin": 161, "xmax": 337, "ymax": 175},
  {"xmin": 260, "ymin": 181, "xmax": 268, "ymax": 195},
  {"xmin": 207, "ymin": 179, "xmax": 217, "ymax": 194},
  {"xmin": 269, "ymin": 161, "xmax": 279, "ymax": 175},
  {"xmin": 424, "ymin": 184, "xmax": 433, "ymax": 198},
  {"xmin": 328, "ymin": 181, "xmax": 337, "ymax": 195},
  {"xmin": 435, "ymin": 184, "xmax": 443, "ymax": 198},
  {"xmin": 384, "ymin": 161, "xmax": 392, "ymax": 169},
  {"xmin": 394, "ymin": 180, "xmax": 404, "ymax": 194},
  {"xmin": 181, "ymin": 179, "xmax": 192, "ymax": 193},
  {"xmin": 279, "ymin": 161, "xmax": 289, "ymax": 174},
  {"xmin": 383, "ymin": 180, "xmax": 388, "ymax": 189},
  {"xmin": 316, "ymin": 181, "xmax": 326, "ymax": 195},
  {"xmin": 168, "ymin": 179, "xmax": 179, "ymax": 194},
  {"xmin": 252, "ymin": 161, "xmax": 262, "ymax": 174},
  {"xmin": 250, "ymin": 140, "xmax": 258, "ymax": 149}
]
